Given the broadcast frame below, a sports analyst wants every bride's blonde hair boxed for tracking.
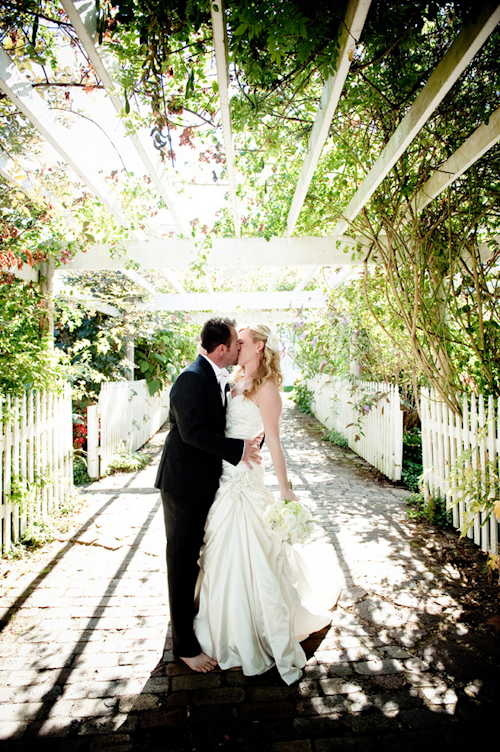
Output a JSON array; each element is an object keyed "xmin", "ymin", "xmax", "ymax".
[{"xmin": 235, "ymin": 323, "xmax": 283, "ymax": 397}]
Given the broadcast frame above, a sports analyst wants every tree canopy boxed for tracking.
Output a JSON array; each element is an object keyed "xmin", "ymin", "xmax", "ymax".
[{"xmin": 1, "ymin": 1, "xmax": 500, "ymax": 406}]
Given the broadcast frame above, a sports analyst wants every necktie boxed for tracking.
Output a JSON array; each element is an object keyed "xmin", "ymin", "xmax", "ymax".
[{"xmin": 218, "ymin": 370, "xmax": 229, "ymax": 403}]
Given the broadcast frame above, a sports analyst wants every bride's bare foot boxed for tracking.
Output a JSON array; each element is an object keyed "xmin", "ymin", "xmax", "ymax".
[{"xmin": 180, "ymin": 653, "xmax": 217, "ymax": 673}]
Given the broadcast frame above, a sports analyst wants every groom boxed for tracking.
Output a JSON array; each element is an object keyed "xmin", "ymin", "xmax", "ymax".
[{"xmin": 155, "ymin": 318, "xmax": 261, "ymax": 672}]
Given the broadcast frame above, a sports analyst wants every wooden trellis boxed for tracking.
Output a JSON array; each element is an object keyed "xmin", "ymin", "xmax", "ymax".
[{"xmin": 0, "ymin": 1, "xmax": 498, "ymax": 311}]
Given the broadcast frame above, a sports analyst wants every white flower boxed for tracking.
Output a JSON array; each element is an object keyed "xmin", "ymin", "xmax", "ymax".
[
  {"xmin": 266, "ymin": 332, "xmax": 281, "ymax": 353},
  {"xmin": 262, "ymin": 499, "xmax": 314, "ymax": 545}
]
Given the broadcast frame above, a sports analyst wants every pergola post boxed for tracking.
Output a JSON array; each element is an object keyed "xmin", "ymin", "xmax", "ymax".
[
  {"xmin": 39, "ymin": 256, "xmax": 56, "ymax": 339},
  {"xmin": 125, "ymin": 335, "xmax": 135, "ymax": 382}
]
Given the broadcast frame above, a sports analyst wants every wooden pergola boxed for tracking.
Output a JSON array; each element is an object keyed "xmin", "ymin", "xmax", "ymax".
[{"xmin": 1, "ymin": 1, "xmax": 500, "ymax": 321}]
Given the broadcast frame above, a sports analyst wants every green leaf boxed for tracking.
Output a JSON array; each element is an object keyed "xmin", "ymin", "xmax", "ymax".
[
  {"xmin": 150, "ymin": 352, "xmax": 167, "ymax": 364},
  {"xmin": 185, "ymin": 69, "xmax": 195, "ymax": 98},
  {"xmin": 148, "ymin": 378, "xmax": 162, "ymax": 395}
]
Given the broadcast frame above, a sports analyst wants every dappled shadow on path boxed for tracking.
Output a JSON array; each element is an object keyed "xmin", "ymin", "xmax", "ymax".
[
  {"xmin": 0, "ymin": 464, "xmax": 166, "ymax": 744},
  {"xmin": 1, "ymin": 407, "xmax": 500, "ymax": 750},
  {"xmin": 0, "ymin": 473, "xmax": 142, "ymax": 635}
]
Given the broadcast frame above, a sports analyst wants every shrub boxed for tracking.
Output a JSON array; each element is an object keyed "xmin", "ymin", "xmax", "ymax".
[
  {"xmin": 73, "ymin": 456, "xmax": 90, "ymax": 486},
  {"xmin": 107, "ymin": 444, "xmax": 151, "ymax": 474},
  {"xmin": 321, "ymin": 428, "xmax": 348, "ymax": 448},
  {"xmin": 406, "ymin": 492, "xmax": 451, "ymax": 527},
  {"xmin": 402, "ymin": 428, "xmax": 423, "ymax": 492},
  {"xmin": 292, "ymin": 380, "xmax": 314, "ymax": 415}
]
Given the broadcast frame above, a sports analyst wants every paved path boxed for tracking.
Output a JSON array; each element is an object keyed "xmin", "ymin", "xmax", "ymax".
[{"xmin": 1, "ymin": 398, "xmax": 499, "ymax": 751}]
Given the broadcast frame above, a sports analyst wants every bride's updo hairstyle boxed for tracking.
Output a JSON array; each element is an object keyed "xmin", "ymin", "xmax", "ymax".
[{"xmin": 239, "ymin": 323, "xmax": 283, "ymax": 397}]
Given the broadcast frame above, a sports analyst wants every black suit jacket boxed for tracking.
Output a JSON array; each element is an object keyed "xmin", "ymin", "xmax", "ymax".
[{"xmin": 154, "ymin": 355, "xmax": 244, "ymax": 501}]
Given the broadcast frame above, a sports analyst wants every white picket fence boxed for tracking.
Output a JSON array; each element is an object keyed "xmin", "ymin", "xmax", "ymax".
[
  {"xmin": 307, "ymin": 375, "xmax": 403, "ymax": 481},
  {"xmin": 0, "ymin": 385, "xmax": 73, "ymax": 551},
  {"xmin": 421, "ymin": 387, "xmax": 500, "ymax": 554},
  {"xmin": 87, "ymin": 379, "xmax": 170, "ymax": 479}
]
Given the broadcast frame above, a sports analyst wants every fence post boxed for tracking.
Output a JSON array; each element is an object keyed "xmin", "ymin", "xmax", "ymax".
[{"xmin": 87, "ymin": 405, "xmax": 100, "ymax": 480}]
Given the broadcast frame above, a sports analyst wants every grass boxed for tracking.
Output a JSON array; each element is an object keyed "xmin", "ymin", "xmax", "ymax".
[
  {"xmin": 2, "ymin": 491, "xmax": 85, "ymax": 561},
  {"xmin": 406, "ymin": 491, "xmax": 452, "ymax": 527},
  {"xmin": 107, "ymin": 443, "xmax": 152, "ymax": 474},
  {"xmin": 321, "ymin": 428, "xmax": 349, "ymax": 448},
  {"xmin": 73, "ymin": 444, "xmax": 152, "ymax": 485}
]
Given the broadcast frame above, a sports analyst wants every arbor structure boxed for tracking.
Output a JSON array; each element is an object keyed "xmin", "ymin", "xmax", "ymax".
[{"xmin": 1, "ymin": 1, "xmax": 500, "ymax": 402}]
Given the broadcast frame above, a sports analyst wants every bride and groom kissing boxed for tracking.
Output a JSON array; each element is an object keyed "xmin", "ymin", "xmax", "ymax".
[{"xmin": 155, "ymin": 317, "xmax": 332, "ymax": 685}]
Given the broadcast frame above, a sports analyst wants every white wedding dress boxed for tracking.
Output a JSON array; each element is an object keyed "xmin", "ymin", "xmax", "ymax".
[{"xmin": 193, "ymin": 394, "xmax": 334, "ymax": 685}]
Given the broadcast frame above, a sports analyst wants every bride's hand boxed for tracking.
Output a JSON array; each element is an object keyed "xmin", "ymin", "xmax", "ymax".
[{"xmin": 280, "ymin": 487, "xmax": 298, "ymax": 502}]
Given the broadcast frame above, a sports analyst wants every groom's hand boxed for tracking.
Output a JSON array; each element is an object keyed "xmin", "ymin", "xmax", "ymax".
[
  {"xmin": 242, "ymin": 438, "xmax": 262, "ymax": 468},
  {"xmin": 254, "ymin": 431, "xmax": 265, "ymax": 449}
]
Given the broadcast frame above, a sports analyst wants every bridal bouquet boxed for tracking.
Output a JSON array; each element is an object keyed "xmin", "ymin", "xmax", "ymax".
[{"xmin": 263, "ymin": 498, "xmax": 314, "ymax": 545}]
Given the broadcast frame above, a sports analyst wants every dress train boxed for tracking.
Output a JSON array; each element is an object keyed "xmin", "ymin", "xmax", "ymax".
[{"xmin": 193, "ymin": 395, "xmax": 337, "ymax": 685}]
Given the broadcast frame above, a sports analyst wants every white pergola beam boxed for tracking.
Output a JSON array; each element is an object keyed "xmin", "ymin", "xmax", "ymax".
[
  {"xmin": 414, "ymin": 104, "xmax": 500, "ymax": 212},
  {"xmin": 121, "ymin": 269, "xmax": 157, "ymax": 295},
  {"xmin": 210, "ymin": 0, "xmax": 240, "ymax": 237},
  {"xmin": 53, "ymin": 277, "xmax": 121, "ymax": 316},
  {"xmin": 210, "ymin": 236, "xmax": 367, "ymax": 266},
  {"xmin": 57, "ymin": 293, "xmax": 121, "ymax": 317},
  {"xmin": 205, "ymin": 274, "xmax": 214, "ymax": 293},
  {"xmin": 189, "ymin": 310, "xmax": 301, "ymax": 325},
  {"xmin": 0, "ymin": 49, "xmax": 138, "ymax": 232},
  {"xmin": 65, "ymin": 235, "xmax": 371, "ymax": 270},
  {"xmin": 60, "ymin": 0, "xmax": 191, "ymax": 238},
  {"xmin": 159, "ymin": 269, "xmax": 186, "ymax": 294},
  {"xmin": 478, "ymin": 233, "xmax": 499, "ymax": 262},
  {"xmin": 67, "ymin": 239, "xmax": 197, "ymax": 270},
  {"xmin": 286, "ymin": 0, "xmax": 371, "ymax": 236},
  {"xmin": 328, "ymin": 266, "xmax": 360, "ymax": 289},
  {"xmin": 335, "ymin": 3, "xmax": 500, "ymax": 234},
  {"xmin": 148, "ymin": 290, "xmax": 325, "ymax": 312},
  {"xmin": 267, "ymin": 269, "xmax": 281, "ymax": 292},
  {"xmin": 295, "ymin": 265, "xmax": 319, "ymax": 292},
  {"xmin": 1, "ymin": 263, "xmax": 39, "ymax": 283}
]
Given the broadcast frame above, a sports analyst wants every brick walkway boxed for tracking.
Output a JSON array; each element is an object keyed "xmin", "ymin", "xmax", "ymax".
[{"xmin": 1, "ymin": 398, "xmax": 499, "ymax": 751}]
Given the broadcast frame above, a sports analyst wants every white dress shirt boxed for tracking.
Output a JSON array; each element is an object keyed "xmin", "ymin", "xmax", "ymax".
[
  {"xmin": 202, "ymin": 355, "xmax": 244, "ymax": 462},
  {"xmin": 202, "ymin": 355, "xmax": 230, "ymax": 404}
]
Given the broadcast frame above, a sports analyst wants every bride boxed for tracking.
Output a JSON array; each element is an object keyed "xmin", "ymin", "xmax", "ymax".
[{"xmin": 193, "ymin": 324, "xmax": 334, "ymax": 685}]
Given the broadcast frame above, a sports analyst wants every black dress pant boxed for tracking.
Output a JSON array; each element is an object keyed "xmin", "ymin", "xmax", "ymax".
[{"xmin": 161, "ymin": 490, "xmax": 212, "ymax": 657}]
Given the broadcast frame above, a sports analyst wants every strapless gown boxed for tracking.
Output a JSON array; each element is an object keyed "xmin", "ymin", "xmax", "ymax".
[{"xmin": 193, "ymin": 394, "xmax": 335, "ymax": 685}]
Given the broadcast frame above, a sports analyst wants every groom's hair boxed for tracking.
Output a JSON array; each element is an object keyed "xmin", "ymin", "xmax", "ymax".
[{"xmin": 201, "ymin": 318, "xmax": 236, "ymax": 353}]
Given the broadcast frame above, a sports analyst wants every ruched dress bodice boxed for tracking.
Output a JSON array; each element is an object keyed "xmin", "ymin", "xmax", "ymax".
[
  {"xmin": 220, "ymin": 395, "xmax": 265, "ymax": 486},
  {"xmin": 225, "ymin": 393, "xmax": 263, "ymax": 439}
]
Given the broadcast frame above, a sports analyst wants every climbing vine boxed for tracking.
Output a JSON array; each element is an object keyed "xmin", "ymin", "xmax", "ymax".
[{"xmin": 1, "ymin": 0, "xmax": 500, "ymax": 411}]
